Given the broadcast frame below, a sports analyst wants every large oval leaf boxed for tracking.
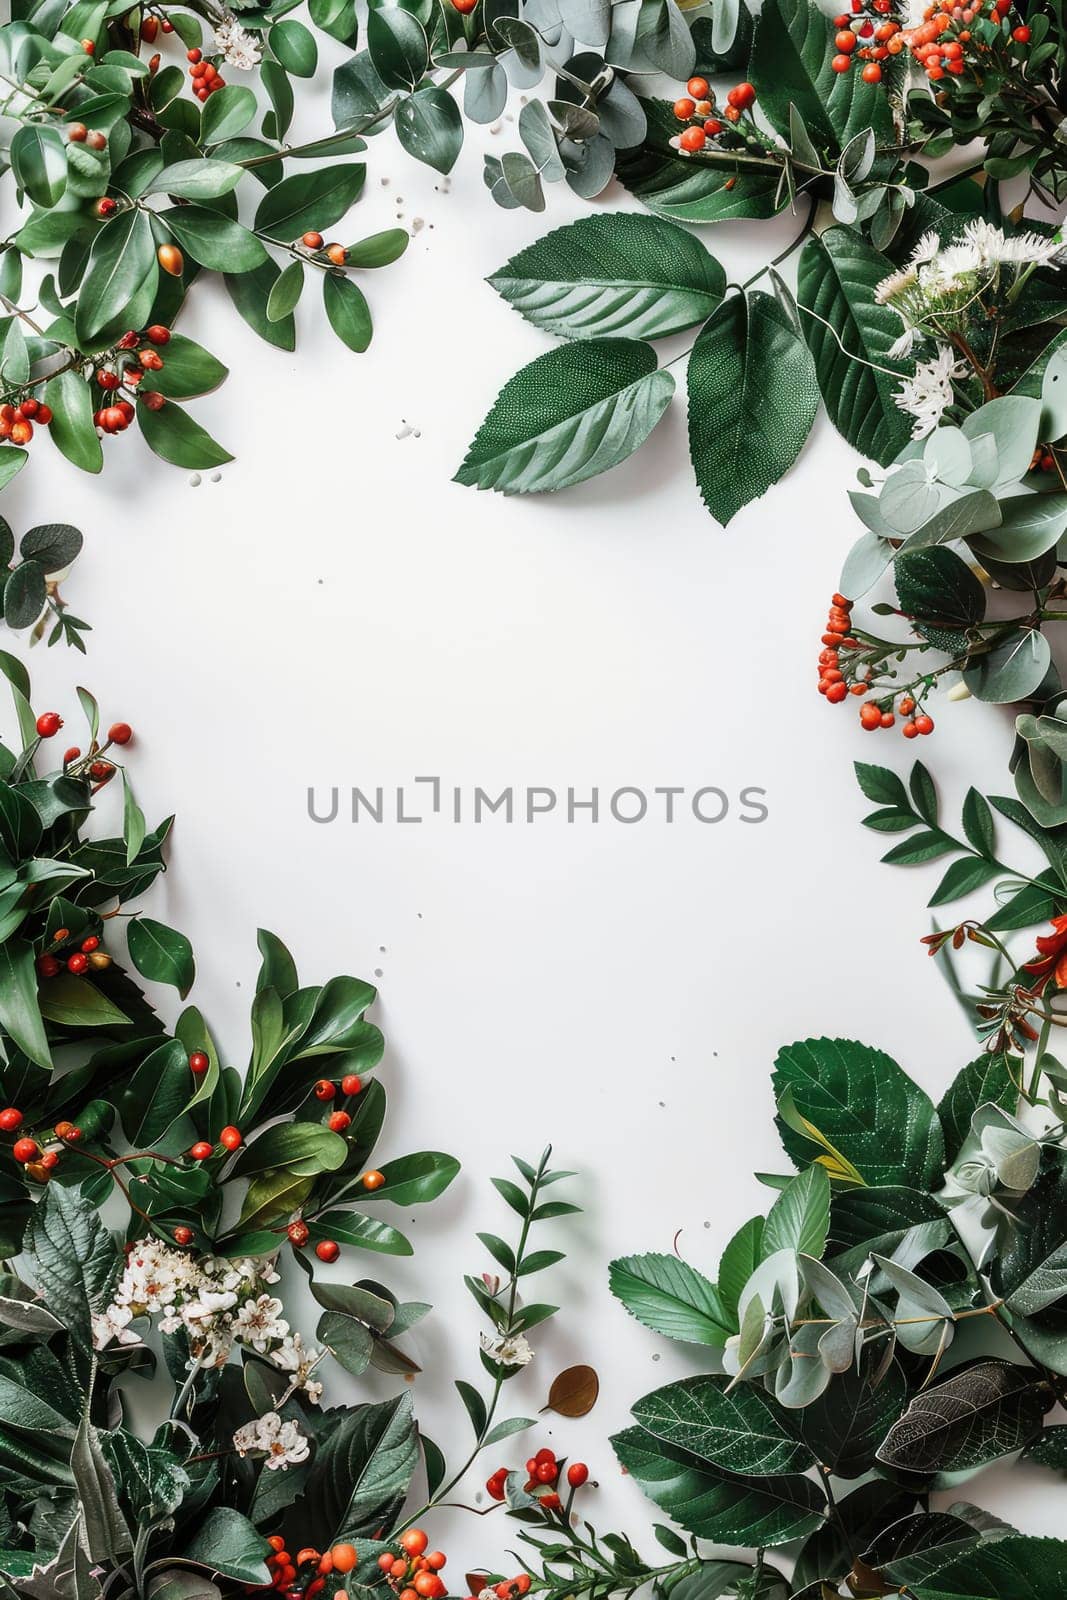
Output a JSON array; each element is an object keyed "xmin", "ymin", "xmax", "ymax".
[
  {"xmin": 616, "ymin": 100, "xmax": 783, "ymax": 223},
  {"xmin": 489, "ymin": 214, "xmax": 725, "ymax": 341},
  {"xmin": 797, "ymin": 227, "xmax": 912, "ymax": 465},
  {"xmin": 688, "ymin": 291, "xmax": 819, "ymax": 525},
  {"xmin": 75, "ymin": 209, "xmax": 157, "ymax": 346},
  {"xmin": 253, "ymin": 164, "xmax": 367, "ymax": 239},
  {"xmin": 455, "ymin": 337, "xmax": 673, "ymax": 494}
]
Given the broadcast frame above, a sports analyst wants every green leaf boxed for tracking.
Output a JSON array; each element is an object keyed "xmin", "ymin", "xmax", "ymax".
[
  {"xmin": 616, "ymin": 100, "xmax": 783, "ymax": 223},
  {"xmin": 364, "ymin": 1151, "xmax": 460, "ymax": 1203},
  {"xmin": 762, "ymin": 1165, "xmax": 831, "ymax": 1259},
  {"xmin": 137, "ymin": 396, "xmax": 233, "ymax": 469},
  {"xmin": 308, "ymin": 1210, "xmax": 412, "ymax": 1254},
  {"xmin": 797, "ymin": 227, "xmax": 912, "ymax": 465},
  {"xmin": 0, "ymin": 939, "xmax": 50, "ymax": 1068},
  {"xmin": 38, "ymin": 970, "xmax": 130, "ymax": 1029},
  {"xmin": 717, "ymin": 1216, "xmax": 764, "ymax": 1324},
  {"xmin": 611, "ymin": 1426, "xmax": 825, "ymax": 1547},
  {"xmin": 3, "ymin": 561, "xmax": 46, "ymax": 629},
  {"xmin": 120, "ymin": 1037, "xmax": 193, "ymax": 1145},
  {"xmin": 877, "ymin": 1361, "xmax": 1048, "ymax": 1476},
  {"xmin": 149, "ymin": 333, "xmax": 228, "ymax": 400},
  {"xmin": 269, "ymin": 19, "xmax": 319, "ymax": 75},
  {"xmin": 234, "ymin": 1122, "xmax": 349, "ymax": 1178},
  {"xmin": 608, "ymin": 1253, "xmax": 732, "ymax": 1345},
  {"xmin": 366, "ymin": 7, "xmax": 429, "ymax": 90},
  {"xmin": 323, "ymin": 272, "xmax": 372, "ymax": 353},
  {"xmin": 688, "ymin": 290, "xmax": 819, "ymax": 525},
  {"xmin": 161, "ymin": 206, "xmax": 267, "ymax": 272},
  {"xmin": 26, "ymin": 1185, "xmax": 121, "ymax": 1357},
  {"xmin": 254, "ymin": 164, "xmax": 366, "ymax": 239},
  {"xmin": 44, "ymin": 369, "xmax": 102, "ymax": 473},
  {"xmin": 182, "ymin": 1508, "xmax": 271, "ymax": 1586},
  {"xmin": 126, "ymin": 916, "xmax": 195, "ymax": 997},
  {"xmin": 895, "ymin": 547, "xmax": 985, "ymax": 634},
  {"xmin": 893, "ymin": 1536, "xmax": 1067, "ymax": 1599},
  {"xmin": 226, "ymin": 258, "xmax": 297, "ymax": 351},
  {"xmin": 267, "ymin": 259, "xmax": 304, "ymax": 322},
  {"xmin": 489, "ymin": 214, "xmax": 725, "ymax": 341},
  {"xmin": 963, "ymin": 627, "xmax": 1051, "ymax": 703},
  {"xmin": 149, "ymin": 159, "xmax": 244, "ymax": 200},
  {"xmin": 773, "ymin": 1037, "xmax": 945, "ymax": 1187},
  {"xmin": 632, "ymin": 1375, "xmax": 814, "ymax": 1476},
  {"xmin": 11, "ymin": 124, "xmax": 68, "ymax": 209},
  {"xmin": 72, "ymin": 1416, "xmax": 132, "ymax": 1562},
  {"xmin": 794, "ymin": 1360, "xmax": 908, "ymax": 1478},
  {"xmin": 200, "ymin": 85, "xmax": 258, "ymax": 143},
  {"xmin": 455, "ymin": 337, "xmax": 674, "ymax": 495},
  {"xmin": 394, "ymin": 86, "xmax": 463, "ymax": 174},
  {"xmin": 345, "ymin": 229, "xmax": 408, "ymax": 268},
  {"xmin": 288, "ymin": 1390, "xmax": 418, "ymax": 1549},
  {"xmin": 749, "ymin": 0, "xmax": 891, "ymax": 152}
]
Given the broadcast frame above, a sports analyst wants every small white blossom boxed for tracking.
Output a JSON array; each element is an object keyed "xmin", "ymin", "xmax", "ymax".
[
  {"xmin": 233, "ymin": 1411, "xmax": 310, "ymax": 1471},
  {"xmin": 91, "ymin": 1303, "xmax": 140, "ymax": 1351},
  {"xmin": 213, "ymin": 14, "xmax": 262, "ymax": 68},
  {"xmin": 231, "ymin": 1293, "xmax": 289, "ymax": 1352},
  {"xmin": 271, "ymin": 1332, "xmax": 324, "ymax": 1402},
  {"xmin": 893, "ymin": 344, "xmax": 967, "ymax": 439},
  {"xmin": 480, "ymin": 1331, "xmax": 534, "ymax": 1367}
]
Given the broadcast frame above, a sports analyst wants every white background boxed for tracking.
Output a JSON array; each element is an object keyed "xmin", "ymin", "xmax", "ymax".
[{"xmin": 5, "ymin": 62, "xmax": 1063, "ymax": 1570}]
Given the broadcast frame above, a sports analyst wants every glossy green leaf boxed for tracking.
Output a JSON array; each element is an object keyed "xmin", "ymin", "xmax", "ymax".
[
  {"xmin": 323, "ymin": 272, "xmax": 372, "ymax": 352},
  {"xmin": 609, "ymin": 1253, "xmax": 731, "ymax": 1345},
  {"xmin": 126, "ymin": 916, "xmax": 196, "ymax": 996}
]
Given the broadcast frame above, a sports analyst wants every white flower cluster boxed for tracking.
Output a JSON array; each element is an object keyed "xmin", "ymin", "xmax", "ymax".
[
  {"xmin": 91, "ymin": 1238, "xmax": 324, "ymax": 1400},
  {"xmin": 893, "ymin": 344, "xmax": 969, "ymax": 439},
  {"xmin": 233, "ymin": 1410, "xmax": 310, "ymax": 1471},
  {"xmin": 479, "ymin": 1330, "xmax": 534, "ymax": 1367},
  {"xmin": 876, "ymin": 219, "xmax": 1064, "ymax": 359},
  {"xmin": 213, "ymin": 12, "xmax": 262, "ymax": 67}
]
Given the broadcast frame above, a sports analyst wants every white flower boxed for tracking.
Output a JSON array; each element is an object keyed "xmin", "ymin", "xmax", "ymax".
[
  {"xmin": 271, "ymin": 1332, "xmax": 324, "ymax": 1402},
  {"xmin": 963, "ymin": 217, "xmax": 1063, "ymax": 268},
  {"xmin": 231, "ymin": 1293, "xmax": 289, "ymax": 1352},
  {"xmin": 91, "ymin": 1303, "xmax": 140, "ymax": 1351},
  {"xmin": 233, "ymin": 1411, "xmax": 310, "ymax": 1470},
  {"xmin": 874, "ymin": 264, "xmax": 917, "ymax": 305},
  {"xmin": 479, "ymin": 1331, "xmax": 534, "ymax": 1367},
  {"xmin": 893, "ymin": 344, "xmax": 967, "ymax": 439},
  {"xmin": 213, "ymin": 14, "xmax": 262, "ymax": 68},
  {"xmin": 910, "ymin": 230, "xmax": 940, "ymax": 265}
]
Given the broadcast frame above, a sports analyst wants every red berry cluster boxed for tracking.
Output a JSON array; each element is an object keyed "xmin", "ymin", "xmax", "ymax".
[
  {"xmin": 93, "ymin": 324, "xmax": 170, "ymax": 435},
  {"xmin": 672, "ymin": 78, "xmax": 758, "ymax": 152},
  {"xmin": 37, "ymin": 925, "xmax": 112, "ymax": 981},
  {"xmin": 817, "ymin": 595, "xmax": 935, "ymax": 737},
  {"xmin": 38, "ymin": 712, "xmax": 131, "ymax": 790},
  {"xmin": 899, "ymin": 0, "xmax": 1021, "ymax": 79},
  {"xmin": 3, "ymin": 1112, "xmax": 84, "ymax": 1186},
  {"xmin": 189, "ymin": 1125, "xmax": 243, "ymax": 1161},
  {"xmin": 375, "ymin": 1528, "xmax": 447, "ymax": 1600},
  {"xmin": 261, "ymin": 1533, "xmax": 332, "ymax": 1596},
  {"xmin": 828, "ymin": 0, "xmax": 903, "ymax": 78},
  {"xmin": 485, "ymin": 1446, "xmax": 590, "ymax": 1511},
  {"xmin": 187, "ymin": 47, "xmax": 227, "ymax": 99},
  {"xmin": 0, "ymin": 398, "xmax": 54, "ymax": 447}
]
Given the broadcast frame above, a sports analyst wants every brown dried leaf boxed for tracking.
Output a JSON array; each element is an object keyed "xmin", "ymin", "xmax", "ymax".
[{"xmin": 543, "ymin": 1364, "xmax": 599, "ymax": 1417}]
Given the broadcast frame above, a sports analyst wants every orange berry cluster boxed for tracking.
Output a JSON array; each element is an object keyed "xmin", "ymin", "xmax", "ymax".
[
  {"xmin": 672, "ymin": 78, "xmax": 757, "ymax": 151},
  {"xmin": 899, "ymin": 0, "xmax": 1018, "ymax": 79},
  {"xmin": 828, "ymin": 0, "xmax": 900, "ymax": 79},
  {"xmin": 187, "ymin": 47, "xmax": 226, "ymax": 99},
  {"xmin": 818, "ymin": 595, "xmax": 935, "ymax": 737},
  {"xmin": 260, "ymin": 1533, "xmax": 330, "ymax": 1595},
  {"xmin": 375, "ymin": 1528, "xmax": 447, "ymax": 1600},
  {"xmin": 0, "ymin": 397, "xmax": 54, "ymax": 446},
  {"xmin": 3, "ymin": 1109, "xmax": 85, "ymax": 1186},
  {"xmin": 300, "ymin": 230, "xmax": 349, "ymax": 265}
]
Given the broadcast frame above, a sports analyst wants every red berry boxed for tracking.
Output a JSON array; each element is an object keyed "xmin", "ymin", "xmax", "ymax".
[
  {"xmin": 673, "ymin": 96, "xmax": 697, "ymax": 120},
  {"xmin": 35, "ymin": 404, "xmax": 52, "ymax": 426},
  {"xmin": 1012, "ymin": 23, "xmax": 1030, "ymax": 38},
  {"xmin": 328, "ymin": 1110, "xmax": 351, "ymax": 1132},
  {"xmin": 880, "ymin": 711, "xmax": 895, "ymax": 729},
  {"xmin": 53, "ymin": 1121, "xmax": 78, "ymax": 1140},
  {"xmin": 341, "ymin": 1073, "xmax": 362, "ymax": 1096},
  {"xmin": 36, "ymin": 954, "xmax": 60, "ymax": 978},
  {"xmin": 486, "ymin": 1472, "xmax": 507, "ymax": 1500},
  {"xmin": 142, "ymin": 391, "xmax": 166, "ymax": 412},
  {"xmin": 40, "ymin": 1151, "xmax": 59, "ymax": 1171},
  {"xmin": 302, "ymin": 231, "xmax": 324, "ymax": 249},
  {"xmin": 315, "ymin": 1239, "xmax": 340, "ymax": 1263},
  {"xmin": 80, "ymin": 935, "xmax": 100, "ymax": 953},
  {"xmin": 189, "ymin": 1141, "xmax": 213, "ymax": 1160},
  {"xmin": 859, "ymin": 703, "xmax": 882, "ymax": 730},
  {"xmin": 704, "ymin": 117, "xmax": 723, "ymax": 134},
  {"xmin": 288, "ymin": 1220, "xmax": 310, "ymax": 1246},
  {"xmin": 36, "ymin": 712, "xmax": 62, "ymax": 738},
  {"xmin": 67, "ymin": 953, "xmax": 89, "ymax": 975},
  {"xmin": 861, "ymin": 61, "xmax": 882, "ymax": 80},
  {"xmin": 219, "ymin": 1125, "xmax": 242, "ymax": 1150},
  {"xmin": 832, "ymin": 51, "xmax": 853, "ymax": 68},
  {"xmin": 898, "ymin": 695, "xmax": 915, "ymax": 715},
  {"xmin": 825, "ymin": 682, "xmax": 848, "ymax": 704},
  {"xmin": 95, "ymin": 198, "xmax": 117, "ymax": 218},
  {"xmin": 108, "ymin": 721, "xmax": 132, "ymax": 744},
  {"xmin": 86, "ymin": 130, "xmax": 106, "ymax": 151},
  {"xmin": 188, "ymin": 1051, "xmax": 210, "ymax": 1074},
  {"xmin": 145, "ymin": 325, "xmax": 171, "ymax": 345},
  {"xmin": 727, "ymin": 81, "xmax": 756, "ymax": 109},
  {"xmin": 0, "ymin": 1108, "xmax": 22, "ymax": 1132},
  {"xmin": 13, "ymin": 1138, "xmax": 39, "ymax": 1164},
  {"xmin": 331, "ymin": 1546, "xmax": 357, "ymax": 1575},
  {"xmin": 835, "ymin": 28, "xmax": 857, "ymax": 48},
  {"xmin": 426, "ymin": 1553, "xmax": 446, "ymax": 1572},
  {"xmin": 401, "ymin": 1532, "xmax": 429, "ymax": 1558},
  {"xmin": 89, "ymin": 760, "xmax": 114, "ymax": 781},
  {"xmin": 539, "ymin": 1492, "xmax": 561, "ymax": 1510},
  {"xmin": 173, "ymin": 1226, "xmax": 193, "ymax": 1245},
  {"xmin": 679, "ymin": 126, "xmax": 706, "ymax": 151},
  {"xmin": 902, "ymin": 720, "xmax": 919, "ymax": 739},
  {"xmin": 686, "ymin": 76, "xmax": 710, "ymax": 97},
  {"xmin": 63, "ymin": 747, "xmax": 80, "ymax": 764},
  {"xmin": 187, "ymin": 46, "xmax": 202, "ymax": 60},
  {"xmin": 67, "ymin": 122, "xmax": 88, "ymax": 142},
  {"xmin": 314, "ymin": 1079, "xmax": 336, "ymax": 1101},
  {"xmin": 915, "ymin": 714, "xmax": 934, "ymax": 735},
  {"xmin": 567, "ymin": 1462, "xmax": 589, "ymax": 1486},
  {"xmin": 536, "ymin": 1461, "xmax": 557, "ymax": 1483}
]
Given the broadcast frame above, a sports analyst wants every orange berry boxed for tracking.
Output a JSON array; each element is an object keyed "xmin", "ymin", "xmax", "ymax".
[
  {"xmin": 679, "ymin": 126, "xmax": 706, "ymax": 151},
  {"xmin": 400, "ymin": 1531, "xmax": 429, "ymax": 1558},
  {"xmin": 361, "ymin": 1169, "xmax": 386, "ymax": 1190},
  {"xmin": 673, "ymin": 96, "xmax": 696, "ymax": 120},
  {"xmin": 157, "ymin": 243, "xmax": 183, "ymax": 275},
  {"xmin": 686, "ymin": 76, "xmax": 710, "ymax": 98},
  {"xmin": 331, "ymin": 1545, "xmax": 358, "ymax": 1575}
]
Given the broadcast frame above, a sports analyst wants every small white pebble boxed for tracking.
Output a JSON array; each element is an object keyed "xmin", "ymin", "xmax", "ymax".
[
  {"xmin": 396, "ymin": 422, "xmax": 413, "ymax": 440},
  {"xmin": 210, "ymin": 471, "xmax": 221, "ymax": 483},
  {"xmin": 411, "ymin": 217, "xmax": 425, "ymax": 233},
  {"xmin": 381, "ymin": 176, "xmax": 390, "ymax": 185},
  {"xmin": 189, "ymin": 473, "xmax": 201, "ymax": 487},
  {"xmin": 489, "ymin": 120, "xmax": 502, "ymax": 133}
]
